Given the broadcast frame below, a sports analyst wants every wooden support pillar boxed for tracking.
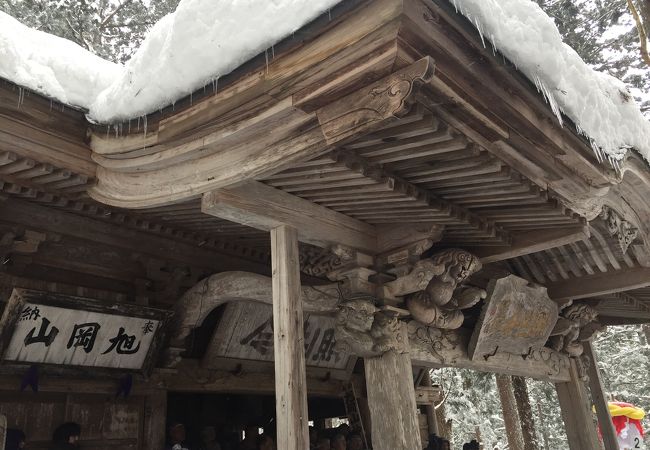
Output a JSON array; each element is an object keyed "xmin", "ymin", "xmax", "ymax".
[
  {"xmin": 365, "ymin": 323, "xmax": 421, "ymax": 450},
  {"xmin": 271, "ymin": 225, "xmax": 309, "ymax": 450},
  {"xmin": 512, "ymin": 376, "xmax": 539, "ymax": 450},
  {"xmin": 143, "ymin": 390, "xmax": 167, "ymax": 450},
  {"xmin": 584, "ymin": 341, "xmax": 618, "ymax": 450},
  {"xmin": 422, "ymin": 371, "xmax": 440, "ymax": 438},
  {"xmin": 555, "ymin": 359, "xmax": 601, "ymax": 450},
  {"xmin": 495, "ymin": 374, "xmax": 524, "ymax": 450}
]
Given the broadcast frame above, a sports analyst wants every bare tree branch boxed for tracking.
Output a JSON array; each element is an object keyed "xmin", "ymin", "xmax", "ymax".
[
  {"xmin": 100, "ymin": 0, "xmax": 134, "ymax": 28},
  {"xmin": 627, "ymin": 0, "xmax": 650, "ymax": 67}
]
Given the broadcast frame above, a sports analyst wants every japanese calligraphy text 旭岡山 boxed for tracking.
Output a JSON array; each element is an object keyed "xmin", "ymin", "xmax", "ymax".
[{"xmin": 4, "ymin": 303, "xmax": 160, "ymax": 369}]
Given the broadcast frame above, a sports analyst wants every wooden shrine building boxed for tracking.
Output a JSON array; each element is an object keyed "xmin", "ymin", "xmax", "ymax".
[{"xmin": 0, "ymin": 0, "xmax": 649, "ymax": 449}]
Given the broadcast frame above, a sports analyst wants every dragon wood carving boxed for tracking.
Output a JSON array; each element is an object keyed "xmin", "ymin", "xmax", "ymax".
[
  {"xmin": 548, "ymin": 302, "xmax": 604, "ymax": 381},
  {"xmin": 405, "ymin": 249, "xmax": 486, "ymax": 329},
  {"xmin": 600, "ymin": 205, "xmax": 639, "ymax": 254},
  {"xmin": 334, "ymin": 299, "xmax": 406, "ymax": 358}
]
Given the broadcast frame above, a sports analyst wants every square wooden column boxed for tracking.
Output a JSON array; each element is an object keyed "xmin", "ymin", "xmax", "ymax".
[
  {"xmin": 555, "ymin": 359, "xmax": 601, "ymax": 450},
  {"xmin": 271, "ymin": 225, "xmax": 309, "ymax": 450},
  {"xmin": 364, "ymin": 323, "xmax": 421, "ymax": 450},
  {"xmin": 584, "ymin": 341, "xmax": 618, "ymax": 450}
]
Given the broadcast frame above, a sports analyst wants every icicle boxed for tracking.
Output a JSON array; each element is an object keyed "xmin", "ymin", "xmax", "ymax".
[
  {"xmin": 137, "ymin": 116, "xmax": 141, "ymax": 131},
  {"xmin": 114, "ymin": 124, "xmax": 118, "ymax": 138},
  {"xmin": 532, "ymin": 75, "xmax": 563, "ymax": 126},
  {"xmin": 142, "ymin": 116, "xmax": 148, "ymax": 142},
  {"xmin": 474, "ymin": 18, "xmax": 486, "ymax": 48},
  {"xmin": 16, "ymin": 87, "xmax": 23, "ymax": 108},
  {"xmin": 106, "ymin": 125, "xmax": 110, "ymax": 139},
  {"xmin": 271, "ymin": 45, "xmax": 275, "ymax": 60},
  {"xmin": 128, "ymin": 120, "xmax": 131, "ymax": 134},
  {"xmin": 328, "ymin": 8, "xmax": 331, "ymax": 21},
  {"xmin": 265, "ymin": 49, "xmax": 269, "ymax": 74},
  {"xmin": 190, "ymin": 92, "xmax": 193, "ymax": 105},
  {"xmin": 49, "ymin": 99, "xmax": 53, "ymax": 111}
]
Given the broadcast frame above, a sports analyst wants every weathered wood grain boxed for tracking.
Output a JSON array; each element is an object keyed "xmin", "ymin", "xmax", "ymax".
[
  {"xmin": 584, "ymin": 341, "xmax": 618, "ymax": 450},
  {"xmin": 202, "ymin": 180, "xmax": 377, "ymax": 252},
  {"xmin": 555, "ymin": 359, "xmax": 601, "ymax": 450},
  {"xmin": 409, "ymin": 324, "xmax": 571, "ymax": 382},
  {"xmin": 271, "ymin": 225, "xmax": 310, "ymax": 450},
  {"xmin": 365, "ymin": 323, "xmax": 421, "ymax": 450}
]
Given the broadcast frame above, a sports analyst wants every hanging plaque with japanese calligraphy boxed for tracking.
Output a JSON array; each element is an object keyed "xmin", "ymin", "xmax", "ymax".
[
  {"xmin": 203, "ymin": 301, "xmax": 351, "ymax": 371},
  {"xmin": 0, "ymin": 289, "xmax": 171, "ymax": 372}
]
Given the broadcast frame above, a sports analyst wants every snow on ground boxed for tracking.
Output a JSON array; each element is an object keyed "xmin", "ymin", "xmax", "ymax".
[
  {"xmin": 0, "ymin": 11, "xmax": 120, "ymax": 110},
  {"xmin": 0, "ymin": 0, "xmax": 648, "ymax": 164},
  {"xmin": 452, "ymin": 0, "xmax": 650, "ymax": 163},
  {"xmin": 89, "ymin": 0, "xmax": 342, "ymax": 122}
]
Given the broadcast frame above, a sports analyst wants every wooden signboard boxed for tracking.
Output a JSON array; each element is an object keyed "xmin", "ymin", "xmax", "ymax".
[
  {"xmin": 0, "ymin": 289, "xmax": 171, "ymax": 374},
  {"xmin": 204, "ymin": 301, "xmax": 350, "ymax": 370},
  {"xmin": 468, "ymin": 275, "xmax": 558, "ymax": 361}
]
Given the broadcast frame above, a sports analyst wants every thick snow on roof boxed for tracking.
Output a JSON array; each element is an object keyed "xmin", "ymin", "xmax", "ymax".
[
  {"xmin": 0, "ymin": 11, "xmax": 120, "ymax": 109},
  {"xmin": 453, "ymin": 0, "xmax": 650, "ymax": 163},
  {"xmin": 89, "ymin": 0, "xmax": 342, "ymax": 122},
  {"xmin": 0, "ymin": 0, "xmax": 648, "ymax": 163}
]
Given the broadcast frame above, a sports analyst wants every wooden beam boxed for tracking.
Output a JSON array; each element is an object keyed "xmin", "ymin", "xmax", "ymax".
[
  {"xmin": 547, "ymin": 267, "xmax": 650, "ymax": 301},
  {"xmin": 0, "ymin": 198, "xmax": 268, "ymax": 275},
  {"xmin": 408, "ymin": 324, "xmax": 571, "ymax": 382},
  {"xmin": 471, "ymin": 225, "xmax": 589, "ymax": 264},
  {"xmin": 271, "ymin": 225, "xmax": 310, "ymax": 450},
  {"xmin": 364, "ymin": 323, "xmax": 421, "ymax": 450},
  {"xmin": 555, "ymin": 359, "xmax": 601, "ymax": 450},
  {"xmin": 203, "ymin": 181, "xmax": 377, "ymax": 253},
  {"xmin": 584, "ymin": 341, "xmax": 618, "ymax": 450}
]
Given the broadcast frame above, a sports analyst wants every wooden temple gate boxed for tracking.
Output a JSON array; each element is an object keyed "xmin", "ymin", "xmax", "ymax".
[{"xmin": 1, "ymin": 0, "xmax": 650, "ymax": 449}]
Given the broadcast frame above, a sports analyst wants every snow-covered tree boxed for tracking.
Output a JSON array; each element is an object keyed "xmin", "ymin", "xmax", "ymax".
[
  {"xmin": 0, "ymin": 0, "xmax": 179, "ymax": 63},
  {"xmin": 534, "ymin": 0, "xmax": 650, "ymax": 112}
]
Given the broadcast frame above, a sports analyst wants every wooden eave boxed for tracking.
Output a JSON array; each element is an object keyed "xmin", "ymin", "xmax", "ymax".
[
  {"xmin": 1, "ymin": 0, "xmax": 650, "ymax": 323},
  {"xmin": 86, "ymin": 0, "xmax": 617, "ymax": 209}
]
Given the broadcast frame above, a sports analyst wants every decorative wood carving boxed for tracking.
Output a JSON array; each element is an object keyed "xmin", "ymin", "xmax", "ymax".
[
  {"xmin": 549, "ymin": 303, "xmax": 604, "ymax": 358},
  {"xmin": 167, "ymin": 271, "xmax": 341, "ymax": 366},
  {"xmin": 334, "ymin": 299, "xmax": 406, "ymax": 358},
  {"xmin": 389, "ymin": 249, "xmax": 485, "ymax": 329},
  {"xmin": 468, "ymin": 275, "xmax": 559, "ymax": 361},
  {"xmin": 299, "ymin": 245, "xmax": 347, "ymax": 278},
  {"xmin": 599, "ymin": 205, "xmax": 639, "ymax": 254},
  {"xmin": 316, "ymin": 57, "xmax": 435, "ymax": 145},
  {"xmin": 408, "ymin": 323, "xmax": 459, "ymax": 363},
  {"xmin": 298, "ymin": 244, "xmax": 371, "ymax": 280},
  {"xmin": 407, "ymin": 321, "xmax": 571, "ymax": 382}
]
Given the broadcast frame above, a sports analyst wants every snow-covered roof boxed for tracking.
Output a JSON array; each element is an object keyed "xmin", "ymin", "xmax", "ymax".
[
  {"xmin": 0, "ymin": 0, "xmax": 648, "ymax": 164},
  {"xmin": 0, "ymin": 11, "xmax": 119, "ymax": 110},
  {"xmin": 451, "ymin": 0, "xmax": 650, "ymax": 164}
]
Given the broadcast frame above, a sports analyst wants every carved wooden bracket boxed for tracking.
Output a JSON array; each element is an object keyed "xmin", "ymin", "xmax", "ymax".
[
  {"xmin": 407, "ymin": 321, "xmax": 571, "ymax": 382},
  {"xmin": 382, "ymin": 249, "xmax": 485, "ymax": 329},
  {"xmin": 334, "ymin": 299, "xmax": 407, "ymax": 358},
  {"xmin": 549, "ymin": 302, "xmax": 604, "ymax": 359},
  {"xmin": 599, "ymin": 205, "xmax": 639, "ymax": 254},
  {"xmin": 316, "ymin": 56, "xmax": 435, "ymax": 145},
  {"xmin": 299, "ymin": 243, "xmax": 372, "ymax": 280}
]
